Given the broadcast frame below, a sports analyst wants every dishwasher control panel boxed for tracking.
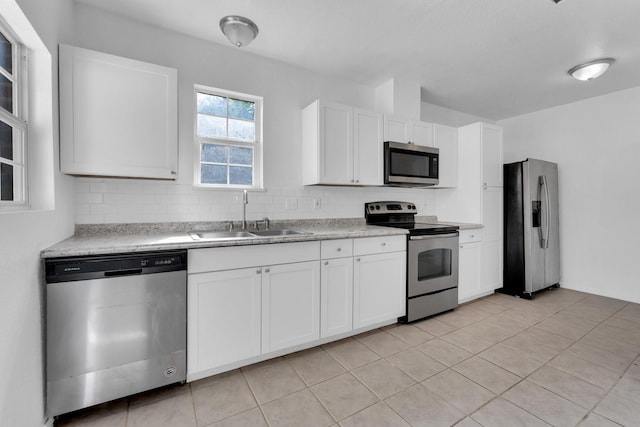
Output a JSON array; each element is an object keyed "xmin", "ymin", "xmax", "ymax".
[{"xmin": 45, "ymin": 250, "xmax": 187, "ymax": 283}]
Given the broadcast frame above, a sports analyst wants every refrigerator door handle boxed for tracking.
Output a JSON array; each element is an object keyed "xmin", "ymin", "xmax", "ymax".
[
  {"xmin": 537, "ymin": 176, "xmax": 545, "ymax": 248},
  {"xmin": 542, "ymin": 175, "xmax": 551, "ymax": 249}
]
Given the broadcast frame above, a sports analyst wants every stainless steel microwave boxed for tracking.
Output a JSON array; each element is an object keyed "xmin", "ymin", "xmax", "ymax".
[{"xmin": 384, "ymin": 141, "xmax": 439, "ymax": 186}]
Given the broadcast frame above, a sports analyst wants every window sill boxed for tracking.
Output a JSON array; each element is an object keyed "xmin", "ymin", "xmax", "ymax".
[{"xmin": 192, "ymin": 184, "xmax": 266, "ymax": 192}]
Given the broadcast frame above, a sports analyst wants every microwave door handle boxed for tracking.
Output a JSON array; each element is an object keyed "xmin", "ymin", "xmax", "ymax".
[
  {"xmin": 542, "ymin": 175, "xmax": 551, "ymax": 249},
  {"xmin": 537, "ymin": 176, "xmax": 545, "ymax": 248}
]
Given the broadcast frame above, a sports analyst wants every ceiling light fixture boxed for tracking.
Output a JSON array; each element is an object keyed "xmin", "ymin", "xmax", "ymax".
[
  {"xmin": 219, "ymin": 15, "xmax": 259, "ymax": 48},
  {"xmin": 568, "ymin": 58, "xmax": 615, "ymax": 81}
]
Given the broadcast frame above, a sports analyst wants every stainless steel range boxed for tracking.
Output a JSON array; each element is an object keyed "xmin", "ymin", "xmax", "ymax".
[{"xmin": 365, "ymin": 201, "xmax": 459, "ymax": 322}]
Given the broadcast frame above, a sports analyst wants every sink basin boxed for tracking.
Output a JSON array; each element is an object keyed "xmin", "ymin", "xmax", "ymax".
[
  {"xmin": 189, "ymin": 230, "xmax": 255, "ymax": 240},
  {"xmin": 251, "ymin": 229, "xmax": 311, "ymax": 237}
]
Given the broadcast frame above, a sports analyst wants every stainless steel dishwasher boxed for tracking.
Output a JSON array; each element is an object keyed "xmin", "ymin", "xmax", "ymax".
[{"xmin": 45, "ymin": 250, "xmax": 187, "ymax": 417}]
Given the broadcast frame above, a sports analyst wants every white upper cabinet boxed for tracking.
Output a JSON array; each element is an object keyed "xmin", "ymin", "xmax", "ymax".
[
  {"xmin": 383, "ymin": 115, "xmax": 433, "ymax": 147},
  {"xmin": 432, "ymin": 123, "xmax": 458, "ymax": 188},
  {"xmin": 302, "ymin": 100, "xmax": 383, "ymax": 186},
  {"xmin": 481, "ymin": 124, "xmax": 503, "ymax": 187},
  {"xmin": 59, "ymin": 45, "xmax": 178, "ymax": 179}
]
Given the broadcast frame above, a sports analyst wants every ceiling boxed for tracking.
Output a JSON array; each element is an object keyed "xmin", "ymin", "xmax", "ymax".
[{"xmin": 74, "ymin": 0, "xmax": 640, "ymax": 120}]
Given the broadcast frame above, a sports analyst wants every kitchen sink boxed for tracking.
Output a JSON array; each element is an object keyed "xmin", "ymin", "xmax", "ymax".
[
  {"xmin": 189, "ymin": 231, "xmax": 256, "ymax": 240},
  {"xmin": 251, "ymin": 229, "xmax": 311, "ymax": 237},
  {"xmin": 189, "ymin": 229, "xmax": 312, "ymax": 241}
]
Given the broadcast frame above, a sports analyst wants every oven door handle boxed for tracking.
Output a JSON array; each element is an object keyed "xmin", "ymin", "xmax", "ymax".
[{"xmin": 409, "ymin": 232, "xmax": 459, "ymax": 240}]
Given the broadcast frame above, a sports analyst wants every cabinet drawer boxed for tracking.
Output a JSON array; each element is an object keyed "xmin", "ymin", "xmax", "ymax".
[
  {"xmin": 353, "ymin": 235, "xmax": 406, "ymax": 256},
  {"xmin": 321, "ymin": 239, "xmax": 353, "ymax": 259},
  {"xmin": 188, "ymin": 241, "xmax": 320, "ymax": 274},
  {"xmin": 459, "ymin": 229, "xmax": 483, "ymax": 244}
]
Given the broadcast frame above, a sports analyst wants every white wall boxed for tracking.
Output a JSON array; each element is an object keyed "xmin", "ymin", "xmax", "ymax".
[
  {"xmin": 498, "ymin": 86, "xmax": 640, "ymax": 303},
  {"xmin": 0, "ymin": 0, "xmax": 75, "ymax": 425},
  {"xmin": 421, "ymin": 101, "xmax": 492, "ymax": 127},
  {"xmin": 71, "ymin": 4, "xmax": 439, "ymax": 225}
]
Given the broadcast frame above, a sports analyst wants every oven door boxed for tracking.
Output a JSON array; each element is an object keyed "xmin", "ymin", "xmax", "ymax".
[{"xmin": 408, "ymin": 233, "xmax": 459, "ymax": 297}]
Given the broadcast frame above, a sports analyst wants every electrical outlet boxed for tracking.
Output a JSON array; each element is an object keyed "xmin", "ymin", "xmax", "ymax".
[{"xmin": 285, "ymin": 197, "xmax": 298, "ymax": 210}]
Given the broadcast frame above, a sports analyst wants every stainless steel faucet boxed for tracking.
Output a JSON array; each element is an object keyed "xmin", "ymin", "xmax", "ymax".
[{"xmin": 241, "ymin": 190, "xmax": 248, "ymax": 230}]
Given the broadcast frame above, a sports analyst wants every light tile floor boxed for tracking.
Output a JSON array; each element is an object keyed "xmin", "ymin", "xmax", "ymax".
[{"xmin": 55, "ymin": 288, "xmax": 640, "ymax": 427}]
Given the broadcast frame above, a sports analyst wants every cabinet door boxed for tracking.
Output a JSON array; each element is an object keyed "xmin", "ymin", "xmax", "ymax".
[
  {"xmin": 384, "ymin": 116, "xmax": 409, "ymax": 143},
  {"xmin": 433, "ymin": 123, "xmax": 458, "ymax": 188},
  {"xmin": 481, "ymin": 124, "xmax": 503, "ymax": 187},
  {"xmin": 482, "ymin": 187, "xmax": 503, "ymax": 242},
  {"xmin": 353, "ymin": 108, "xmax": 383, "ymax": 185},
  {"xmin": 321, "ymin": 257, "xmax": 354, "ymax": 338},
  {"xmin": 319, "ymin": 103, "xmax": 353, "ymax": 184},
  {"xmin": 410, "ymin": 121, "xmax": 434, "ymax": 147},
  {"xmin": 458, "ymin": 242, "xmax": 481, "ymax": 302},
  {"xmin": 481, "ymin": 239, "xmax": 502, "ymax": 292},
  {"xmin": 59, "ymin": 45, "xmax": 178, "ymax": 179},
  {"xmin": 353, "ymin": 252, "xmax": 406, "ymax": 329},
  {"xmin": 262, "ymin": 261, "xmax": 320, "ymax": 353},
  {"xmin": 188, "ymin": 268, "xmax": 261, "ymax": 375}
]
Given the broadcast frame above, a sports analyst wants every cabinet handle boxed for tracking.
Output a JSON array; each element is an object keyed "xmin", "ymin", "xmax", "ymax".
[
  {"xmin": 356, "ymin": 258, "xmax": 361, "ymax": 262},
  {"xmin": 264, "ymin": 268, "xmax": 270, "ymax": 273},
  {"xmin": 470, "ymin": 234, "xmax": 475, "ymax": 238},
  {"xmin": 337, "ymin": 248, "xmax": 342, "ymax": 252},
  {"xmin": 256, "ymin": 269, "xmax": 261, "ymax": 274},
  {"xmin": 382, "ymin": 242, "xmax": 386, "ymax": 246},
  {"xmin": 324, "ymin": 261, "xmax": 329, "ymax": 266},
  {"xmin": 351, "ymin": 179, "xmax": 355, "ymax": 183},
  {"xmin": 460, "ymin": 245, "xmax": 464, "ymax": 249},
  {"xmin": 356, "ymin": 179, "xmax": 360, "ymax": 183}
]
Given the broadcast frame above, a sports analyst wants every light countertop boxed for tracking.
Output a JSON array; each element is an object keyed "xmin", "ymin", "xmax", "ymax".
[{"xmin": 41, "ymin": 217, "xmax": 482, "ymax": 258}]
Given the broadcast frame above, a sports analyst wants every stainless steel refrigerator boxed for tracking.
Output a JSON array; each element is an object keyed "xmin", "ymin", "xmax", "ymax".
[{"xmin": 502, "ymin": 158, "xmax": 560, "ymax": 298}]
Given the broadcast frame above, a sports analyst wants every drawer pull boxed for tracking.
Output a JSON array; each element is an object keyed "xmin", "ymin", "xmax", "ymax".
[
  {"xmin": 256, "ymin": 269, "xmax": 261, "ymax": 274},
  {"xmin": 337, "ymin": 248, "xmax": 342, "ymax": 252},
  {"xmin": 264, "ymin": 268, "xmax": 270, "ymax": 273},
  {"xmin": 324, "ymin": 261, "xmax": 329, "ymax": 266},
  {"xmin": 382, "ymin": 242, "xmax": 386, "ymax": 246}
]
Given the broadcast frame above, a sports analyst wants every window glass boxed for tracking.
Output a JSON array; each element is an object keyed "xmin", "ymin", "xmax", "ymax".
[
  {"xmin": 0, "ymin": 24, "xmax": 24, "ymax": 206},
  {"xmin": 201, "ymin": 164, "xmax": 227, "ymax": 185},
  {"xmin": 229, "ymin": 166, "xmax": 252, "ymax": 185},
  {"xmin": 0, "ymin": 162, "xmax": 13, "ymax": 200},
  {"xmin": 228, "ymin": 98, "xmax": 254, "ymax": 120},
  {"xmin": 229, "ymin": 146, "xmax": 252, "ymax": 165},
  {"xmin": 201, "ymin": 143, "xmax": 226, "ymax": 163},
  {"xmin": 197, "ymin": 93, "xmax": 226, "ymax": 116},
  {"xmin": 197, "ymin": 114, "xmax": 226, "ymax": 138},
  {"xmin": 0, "ymin": 120, "xmax": 13, "ymax": 159},
  {"xmin": 195, "ymin": 86, "xmax": 261, "ymax": 188},
  {"xmin": 0, "ymin": 31, "xmax": 12, "ymax": 74},
  {"xmin": 0, "ymin": 73, "xmax": 13, "ymax": 113}
]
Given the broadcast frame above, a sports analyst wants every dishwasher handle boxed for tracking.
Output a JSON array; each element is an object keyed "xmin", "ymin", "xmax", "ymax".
[{"xmin": 104, "ymin": 268, "xmax": 143, "ymax": 277}]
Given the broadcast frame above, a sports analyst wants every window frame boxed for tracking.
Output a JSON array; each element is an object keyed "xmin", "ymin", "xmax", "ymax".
[
  {"xmin": 193, "ymin": 85, "xmax": 263, "ymax": 190},
  {"xmin": 0, "ymin": 18, "xmax": 27, "ymax": 208}
]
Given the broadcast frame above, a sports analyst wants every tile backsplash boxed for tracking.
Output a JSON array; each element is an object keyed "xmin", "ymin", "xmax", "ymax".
[{"xmin": 74, "ymin": 178, "xmax": 437, "ymax": 224}]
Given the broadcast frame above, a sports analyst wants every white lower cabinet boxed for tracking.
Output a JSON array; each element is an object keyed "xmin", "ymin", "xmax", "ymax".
[
  {"xmin": 353, "ymin": 252, "xmax": 406, "ymax": 329},
  {"xmin": 262, "ymin": 261, "xmax": 320, "ymax": 353},
  {"xmin": 458, "ymin": 230, "xmax": 482, "ymax": 303},
  {"xmin": 187, "ymin": 236, "xmax": 405, "ymax": 381},
  {"xmin": 321, "ymin": 256, "xmax": 354, "ymax": 338},
  {"xmin": 187, "ymin": 268, "xmax": 262, "ymax": 375}
]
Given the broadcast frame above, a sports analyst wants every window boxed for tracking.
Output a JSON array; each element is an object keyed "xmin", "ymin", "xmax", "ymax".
[
  {"xmin": 194, "ymin": 85, "xmax": 262, "ymax": 188},
  {"xmin": 0, "ymin": 21, "xmax": 26, "ymax": 206}
]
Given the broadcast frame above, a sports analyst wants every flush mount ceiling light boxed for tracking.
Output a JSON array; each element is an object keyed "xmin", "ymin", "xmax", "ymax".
[
  {"xmin": 219, "ymin": 15, "xmax": 259, "ymax": 47},
  {"xmin": 568, "ymin": 58, "xmax": 615, "ymax": 81}
]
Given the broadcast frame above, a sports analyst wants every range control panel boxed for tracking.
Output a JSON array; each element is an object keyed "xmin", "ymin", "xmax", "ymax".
[{"xmin": 365, "ymin": 201, "xmax": 417, "ymax": 215}]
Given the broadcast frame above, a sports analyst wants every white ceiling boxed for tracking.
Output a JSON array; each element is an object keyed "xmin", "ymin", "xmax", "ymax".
[{"xmin": 74, "ymin": 0, "xmax": 640, "ymax": 120}]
